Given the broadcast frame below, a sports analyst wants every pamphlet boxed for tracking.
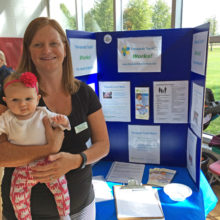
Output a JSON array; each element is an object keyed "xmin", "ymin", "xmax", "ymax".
[
  {"xmin": 135, "ymin": 87, "xmax": 149, "ymax": 120},
  {"xmin": 147, "ymin": 168, "xmax": 176, "ymax": 187}
]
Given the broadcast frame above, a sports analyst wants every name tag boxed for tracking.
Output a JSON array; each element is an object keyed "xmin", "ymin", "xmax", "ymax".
[{"xmin": 74, "ymin": 122, "xmax": 88, "ymax": 134}]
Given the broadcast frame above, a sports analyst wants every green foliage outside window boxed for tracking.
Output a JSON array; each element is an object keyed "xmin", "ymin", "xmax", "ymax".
[
  {"xmin": 123, "ymin": 0, "xmax": 153, "ymax": 30},
  {"xmin": 60, "ymin": 3, "xmax": 77, "ymax": 30},
  {"xmin": 152, "ymin": 0, "xmax": 171, "ymax": 29},
  {"xmin": 205, "ymin": 45, "xmax": 220, "ymax": 135},
  {"xmin": 60, "ymin": 0, "xmax": 171, "ymax": 32},
  {"xmin": 89, "ymin": 0, "xmax": 114, "ymax": 31}
]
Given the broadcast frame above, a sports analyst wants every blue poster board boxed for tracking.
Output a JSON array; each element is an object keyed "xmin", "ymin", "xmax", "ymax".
[{"xmin": 66, "ymin": 23, "xmax": 209, "ymax": 189}]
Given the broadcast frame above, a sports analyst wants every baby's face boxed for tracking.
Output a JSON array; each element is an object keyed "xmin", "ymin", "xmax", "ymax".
[{"xmin": 3, "ymin": 82, "xmax": 41, "ymax": 120}]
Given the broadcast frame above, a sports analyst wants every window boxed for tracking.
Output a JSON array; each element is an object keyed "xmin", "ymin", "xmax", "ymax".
[
  {"xmin": 82, "ymin": 0, "xmax": 114, "ymax": 32},
  {"xmin": 50, "ymin": 0, "xmax": 77, "ymax": 30},
  {"xmin": 122, "ymin": 0, "xmax": 172, "ymax": 31}
]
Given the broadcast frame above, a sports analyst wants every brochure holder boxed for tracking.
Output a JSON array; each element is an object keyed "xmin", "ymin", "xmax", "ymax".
[{"xmin": 66, "ymin": 23, "xmax": 210, "ymax": 189}]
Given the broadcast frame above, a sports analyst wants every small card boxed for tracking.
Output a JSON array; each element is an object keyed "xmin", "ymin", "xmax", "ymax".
[{"xmin": 74, "ymin": 122, "xmax": 88, "ymax": 134}]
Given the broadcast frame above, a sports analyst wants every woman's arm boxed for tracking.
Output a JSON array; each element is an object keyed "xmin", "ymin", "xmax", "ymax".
[
  {"xmin": 83, "ymin": 108, "xmax": 110, "ymax": 164},
  {"xmin": 0, "ymin": 105, "xmax": 64, "ymax": 167},
  {"xmin": 53, "ymin": 108, "xmax": 110, "ymax": 167},
  {"xmin": 31, "ymin": 108, "xmax": 110, "ymax": 183}
]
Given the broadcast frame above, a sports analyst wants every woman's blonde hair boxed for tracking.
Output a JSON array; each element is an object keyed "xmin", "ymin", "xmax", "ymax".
[
  {"xmin": 0, "ymin": 50, "xmax": 7, "ymax": 66},
  {"xmin": 16, "ymin": 17, "xmax": 80, "ymax": 96}
]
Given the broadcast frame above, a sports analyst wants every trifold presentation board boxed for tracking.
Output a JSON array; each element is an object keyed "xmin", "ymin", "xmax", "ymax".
[{"xmin": 66, "ymin": 23, "xmax": 209, "ymax": 189}]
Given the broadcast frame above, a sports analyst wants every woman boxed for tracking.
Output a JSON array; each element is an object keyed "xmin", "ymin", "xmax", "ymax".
[{"xmin": 0, "ymin": 17, "xmax": 110, "ymax": 220}]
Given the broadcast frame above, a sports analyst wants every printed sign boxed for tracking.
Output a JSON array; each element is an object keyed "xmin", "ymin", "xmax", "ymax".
[
  {"xmin": 69, "ymin": 38, "xmax": 97, "ymax": 76},
  {"xmin": 118, "ymin": 36, "xmax": 162, "ymax": 72},
  {"xmin": 191, "ymin": 31, "xmax": 208, "ymax": 75}
]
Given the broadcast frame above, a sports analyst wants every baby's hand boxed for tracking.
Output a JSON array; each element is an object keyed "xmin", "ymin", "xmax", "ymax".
[{"xmin": 51, "ymin": 115, "xmax": 68, "ymax": 127}]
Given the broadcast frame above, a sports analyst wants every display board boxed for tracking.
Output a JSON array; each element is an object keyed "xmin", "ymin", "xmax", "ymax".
[{"xmin": 66, "ymin": 23, "xmax": 209, "ymax": 189}]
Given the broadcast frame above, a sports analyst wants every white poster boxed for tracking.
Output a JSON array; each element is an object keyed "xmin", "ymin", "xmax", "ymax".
[
  {"xmin": 118, "ymin": 36, "xmax": 162, "ymax": 72},
  {"xmin": 69, "ymin": 38, "xmax": 97, "ymax": 76},
  {"xmin": 191, "ymin": 31, "xmax": 208, "ymax": 75},
  {"xmin": 187, "ymin": 129, "xmax": 197, "ymax": 182},
  {"xmin": 153, "ymin": 81, "xmax": 189, "ymax": 123},
  {"xmin": 128, "ymin": 125, "xmax": 160, "ymax": 164},
  {"xmin": 190, "ymin": 83, "xmax": 204, "ymax": 137},
  {"xmin": 135, "ymin": 87, "xmax": 149, "ymax": 120},
  {"xmin": 99, "ymin": 81, "xmax": 131, "ymax": 122}
]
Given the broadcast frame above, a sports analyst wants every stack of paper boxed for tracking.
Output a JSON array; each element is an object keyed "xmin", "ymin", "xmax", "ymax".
[
  {"xmin": 147, "ymin": 168, "xmax": 176, "ymax": 187},
  {"xmin": 106, "ymin": 161, "xmax": 145, "ymax": 184},
  {"xmin": 92, "ymin": 175, "xmax": 113, "ymax": 202}
]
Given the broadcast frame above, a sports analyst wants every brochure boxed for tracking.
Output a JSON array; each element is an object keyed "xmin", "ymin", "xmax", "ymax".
[{"xmin": 147, "ymin": 168, "xmax": 176, "ymax": 187}]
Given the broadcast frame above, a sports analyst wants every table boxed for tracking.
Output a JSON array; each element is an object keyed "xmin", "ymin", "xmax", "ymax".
[{"xmin": 92, "ymin": 160, "xmax": 218, "ymax": 220}]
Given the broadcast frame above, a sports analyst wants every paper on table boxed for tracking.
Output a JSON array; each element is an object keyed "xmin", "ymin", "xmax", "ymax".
[
  {"xmin": 92, "ymin": 176, "xmax": 113, "ymax": 202},
  {"xmin": 106, "ymin": 161, "xmax": 145, "ymax": 184},
  {"xmin": 114, "ymin": 185, "xmax": 164, "ymax": 220}
]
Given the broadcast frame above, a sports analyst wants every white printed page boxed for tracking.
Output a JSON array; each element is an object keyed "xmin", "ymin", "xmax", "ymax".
[
  {"xmin": 114, "ymin": 186, "xmax": 164, "ymax": 219},
  {"xmin": 187, "ymin": 129, "xmax": 197, "ymax": 182},
  {"xmin": 106, "ymin": 161, "xmax": 145, "ymax": 184},
  {"xmin": 128, "ymin": 125, "xmax": 160, "ymax": 164},
  {"xmin": 99, "ymin": 81, "xmax": 131, "ymax": 122},
  {"xmin": 69, "ymin": 38, "xmax": 97, "ymax": 76},
  {"xmin": 190, "ymin": 83, "xmax": 204, "ymax": 137},
  {"xmin": 191, "ymin": 31, "xmax": 208, "ymax": 75},
  {"xmin": 154, "ymin": 80, "xmax": 189, "ymax": 123},
  {"xmin": 118, "ymin": 36, "xmax": 162, "ymax": 72}
]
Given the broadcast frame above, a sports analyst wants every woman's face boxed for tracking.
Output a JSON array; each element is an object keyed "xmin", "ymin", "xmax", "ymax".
[{"xmin": 29, "ymin": 25, "xmax": 66, "ymax": 75}]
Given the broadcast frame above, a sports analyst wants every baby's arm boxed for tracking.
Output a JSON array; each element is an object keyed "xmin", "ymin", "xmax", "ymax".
[
  {"xmin": 43, "ymin": 107, "xmax": 71, "ymax": 131},
  {"xmin": 50, "ymin": 114, "xmax": 71, "ymax": 131},
  {"xmin": 51, "ymin": 115, "xmax": 69, "ymax": 127}
]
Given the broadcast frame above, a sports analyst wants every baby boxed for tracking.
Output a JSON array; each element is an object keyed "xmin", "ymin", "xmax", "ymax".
[{"xmin": 0, "ymin": 72, "xmax": 71, "ymax": 220}]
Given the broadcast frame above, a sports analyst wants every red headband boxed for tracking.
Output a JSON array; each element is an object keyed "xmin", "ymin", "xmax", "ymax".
[{"xmin": 4, "ymin": 72, "xmax": 38, "ymax": 93}]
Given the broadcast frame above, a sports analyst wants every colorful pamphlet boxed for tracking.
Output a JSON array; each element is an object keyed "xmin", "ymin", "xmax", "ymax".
[{"xmin": 147, "ymin": 168, "xmax": 176, "ymax": 187}]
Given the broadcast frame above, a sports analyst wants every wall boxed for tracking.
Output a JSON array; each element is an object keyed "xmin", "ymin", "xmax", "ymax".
[
  {"xmin": 0, "ymin": 0, "xmax": 48, "ymax": 37},
  {"xmin": 0, "ymin": 0, "xmax": 48, "ymax": 69}
]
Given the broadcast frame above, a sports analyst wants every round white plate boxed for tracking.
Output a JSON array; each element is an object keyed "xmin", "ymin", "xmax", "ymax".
[{"xmin": 163, "ymin": 183, "xmax": 192, "ymax": 201}]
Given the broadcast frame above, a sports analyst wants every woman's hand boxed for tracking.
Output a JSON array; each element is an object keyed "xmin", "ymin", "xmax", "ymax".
[
  {"xmin": 43, "ymin": 117, "xmax": 64, "ymax": 154},
  {"xmin": 30, "ymin": 152, "xmax": 82, "ymax": 183}
]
